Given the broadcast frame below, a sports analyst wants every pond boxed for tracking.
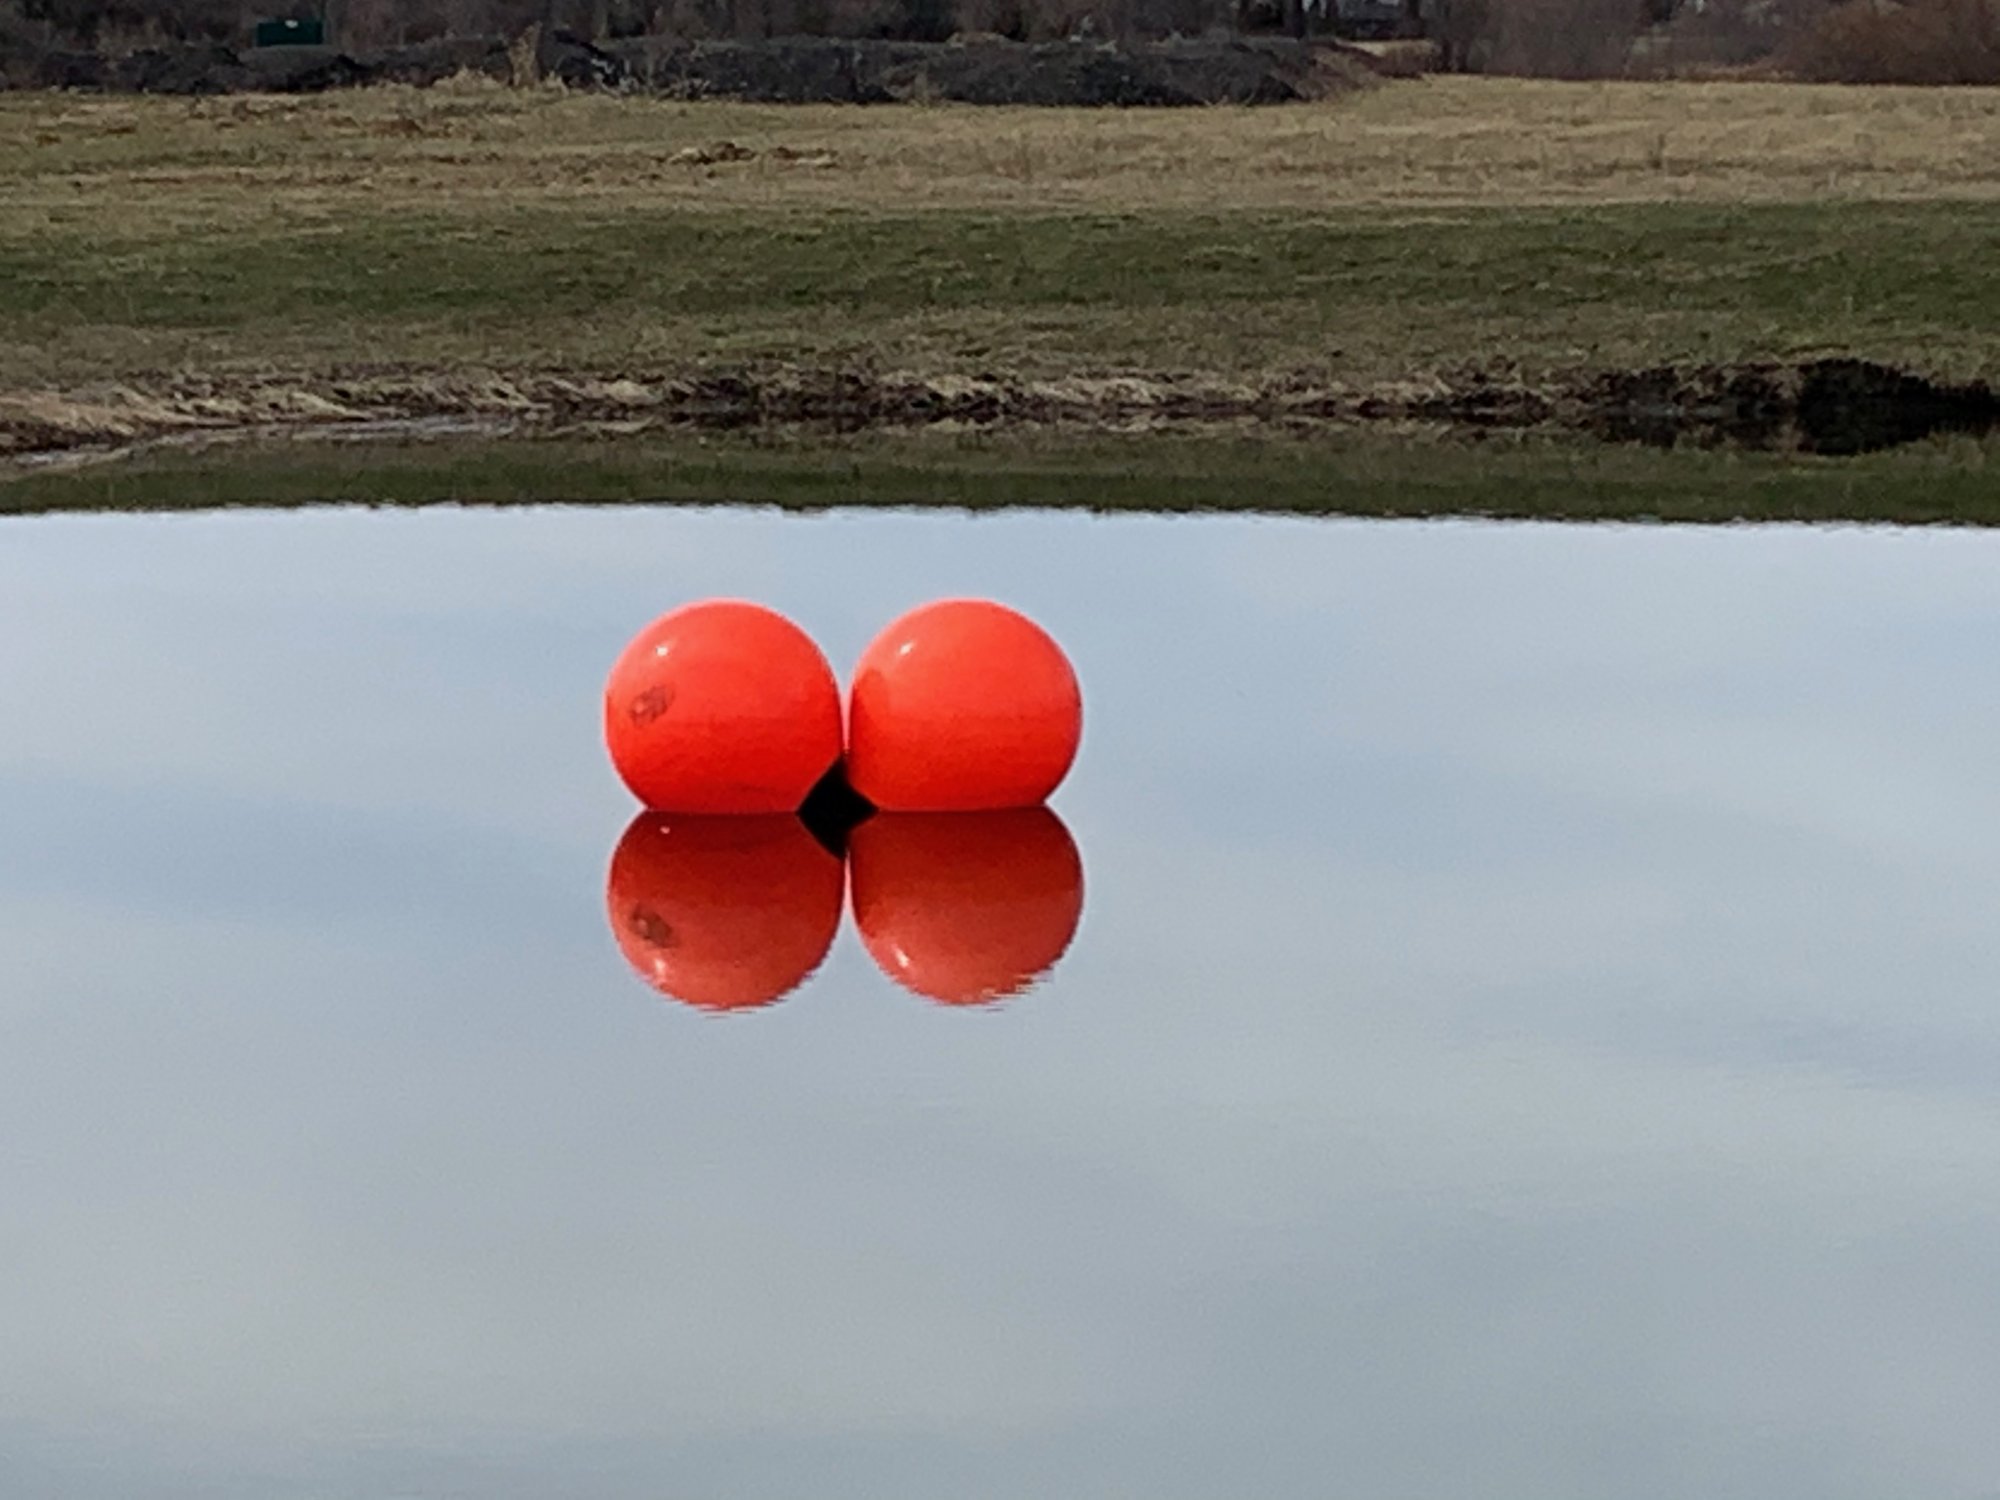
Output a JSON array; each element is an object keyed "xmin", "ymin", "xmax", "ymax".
[{"xmin": 4, "ymin": 502, "xmax": 1999, "ymax": 1499}]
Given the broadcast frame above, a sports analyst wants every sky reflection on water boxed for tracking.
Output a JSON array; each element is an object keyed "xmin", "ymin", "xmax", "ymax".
[{"xmin": 3, "ymin": 506, "xmax": 2000, "ymax": 1500}]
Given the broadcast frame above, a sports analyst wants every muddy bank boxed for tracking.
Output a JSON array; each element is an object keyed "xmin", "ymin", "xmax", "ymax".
[
  {"xmin": 1570, "ymin": 361, "xmax": 2000, "ymax": 457},
  {"xmin": 3, "ymin": 360, "xmax": 1994, "ymax": 467},
  {"xmin": 2, "ymin": 34, "xmax": 1376, "ymax": 105}
]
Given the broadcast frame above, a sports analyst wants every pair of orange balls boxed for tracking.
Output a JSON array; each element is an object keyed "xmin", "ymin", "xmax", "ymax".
[{"xmin": 604, "ymin": 598, "xmax": 1082, "ymax": 814}]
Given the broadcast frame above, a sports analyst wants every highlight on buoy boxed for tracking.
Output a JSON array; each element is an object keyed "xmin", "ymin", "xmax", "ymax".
[
  {"xmin": 604, "ymin": 599, "xmax": 843, "ymax": 815},
  {"xmin": 606, "ymin": 813, "xmax": 844, "ymax": 1013},
  {"xmin": 848, "ymin": 808, "xmax": 1084, "ymax": 1007},
  {"xmin": 846, "ymin": 599, "xmax": 1082, "ymax": 813}
]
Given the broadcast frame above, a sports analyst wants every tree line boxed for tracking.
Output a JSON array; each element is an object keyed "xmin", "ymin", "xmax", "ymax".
[{"xmin": 3, "ymin": 0, "xmax": 1996, "ymax": 82}]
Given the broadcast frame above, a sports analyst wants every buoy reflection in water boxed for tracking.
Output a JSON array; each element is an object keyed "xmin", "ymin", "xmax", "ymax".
[
  {"xmin": 849, "ymin": 808, "xmax": 1084, "ymax": 1006},
  {"xmin": 606, "ymin": 813, "xmax": 843, "ymax": 1012}
]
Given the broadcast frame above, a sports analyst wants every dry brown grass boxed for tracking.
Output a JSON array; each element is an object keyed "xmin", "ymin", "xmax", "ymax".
[{"xmin": 4, "ymin": 74, "xmax": 2000, "ymax": 233}]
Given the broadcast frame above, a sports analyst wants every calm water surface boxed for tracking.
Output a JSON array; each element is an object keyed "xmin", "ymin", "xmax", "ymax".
[{"xmin": 4, "ymin": 505, "xmax": 2000, "ymax": 1499}]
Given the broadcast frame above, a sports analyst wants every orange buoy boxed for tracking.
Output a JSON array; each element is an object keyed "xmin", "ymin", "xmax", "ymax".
[
  {"xmin": 606, "ymin": 813, "xmax": 843, "ymax": 1012},
  {"xmin": 849, "ymin": 808, "xmax": 1083, "ymax": 1006},
  {"xmin": 604, "ymin": 600, "xmax": 842, "ymax": 814},
  {"xmin": 846, "ymin": 599, "xmax": 1080, "ymax": 812}
]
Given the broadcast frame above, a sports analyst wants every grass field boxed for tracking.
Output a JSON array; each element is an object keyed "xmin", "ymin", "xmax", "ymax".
[
  {"xmin": 9, "ymin": 75, "xmax": 2000, "ymax": 219},
  {"xmin": 2, "ymin": 75, "xmax": 1999, "ymax": 477}
]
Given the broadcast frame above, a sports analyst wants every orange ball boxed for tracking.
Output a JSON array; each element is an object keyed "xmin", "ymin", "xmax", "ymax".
[
  {"xmin": 847, "ymin": 600, "xmax": 1080, "ymax": 812},
  {"xmin": 849, "ymin": 809, "xmax": 1084, "ymax": 1006},
  {"xmin": 606, "ymin": 813, "xmax": 843, "ymax": 1012},
  {"xmin": 605, "ymin": 600, "xmax": 842, "ymax": 814}
]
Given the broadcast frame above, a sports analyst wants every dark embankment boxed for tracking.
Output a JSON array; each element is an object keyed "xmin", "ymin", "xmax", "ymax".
[
  {"xmin": 0, "ymin": 33, "xmax": 1376, "ymax": 105},
  {"xmin": 1577, "ymin": 361, "xmax": 2000, "ymax": 457},
  {"xmin": 4, "ymin": 360, "xmax": 1993, "ymax": 466},
  {"xmin": 1397, "ymin": 360, "xmax": 2000, "ymax": 457}
]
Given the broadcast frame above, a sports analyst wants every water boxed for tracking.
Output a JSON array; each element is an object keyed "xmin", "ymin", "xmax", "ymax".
[{"xmin": 5, "ymin": 504, "xmax": 2000, "ymax": 1500}]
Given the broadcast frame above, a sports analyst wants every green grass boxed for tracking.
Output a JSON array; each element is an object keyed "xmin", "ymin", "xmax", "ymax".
[
  {"xmin": 7, "ymin": 426, "xmax": 1996, "ymax": 524},
  {"xmin": 5, "ymin": 202, "xmax": 2000, "ymax": 387}
]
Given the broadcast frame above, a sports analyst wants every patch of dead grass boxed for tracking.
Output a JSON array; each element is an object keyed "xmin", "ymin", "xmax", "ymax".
[{"xmin": 3, "ymin": 76, "xmax": 2000, "ymax": 234}]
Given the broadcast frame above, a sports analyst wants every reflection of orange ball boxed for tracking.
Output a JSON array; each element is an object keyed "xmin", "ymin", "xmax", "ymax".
[
  {"xmin": 606, "ymin": 814, "xmax": 842, "ymax": 1012},
  {"xmin": 846, "ymin": 600, "xmax": 1080, "ymax": 813},
  {"xmin": 849, "ymin": 809, "xmax": 1084, "ymax": 1006},
  {"xmin": 604, "ymin": 601, "xmax": 841, "ymax": 814}
]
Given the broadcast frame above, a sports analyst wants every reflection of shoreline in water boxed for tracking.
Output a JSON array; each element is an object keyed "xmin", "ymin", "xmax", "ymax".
[{"xmin": 606, "ymin": 808, "xmax": 1083, "ymax": 1013}]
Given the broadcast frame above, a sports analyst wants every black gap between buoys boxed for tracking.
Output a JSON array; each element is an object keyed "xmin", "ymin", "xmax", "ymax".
[{"xmin": 799, "ymin": 758, "xmax": 876, "ymax": 859}]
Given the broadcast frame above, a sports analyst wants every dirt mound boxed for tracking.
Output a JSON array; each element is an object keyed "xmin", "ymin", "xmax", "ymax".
[
  {"xmin": 622, "ymin": 36, "xmax": 1372, "ymax": 104},
  {"xmin": 18, "ymin": 41, "xmax": 380, "ymax": 92},
  {"xmin": 1, "ymin": 33, "xmax": 1374, "ymax": 105}
]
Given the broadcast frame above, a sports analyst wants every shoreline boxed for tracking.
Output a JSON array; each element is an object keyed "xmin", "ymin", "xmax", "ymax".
[
  {"xmin": 4, "ymin": 358, "xmax": 1996, "ymax": 469},
  {"xmin": 7, "ymin": 81, "xmax": 1998, "ymax": 499}
]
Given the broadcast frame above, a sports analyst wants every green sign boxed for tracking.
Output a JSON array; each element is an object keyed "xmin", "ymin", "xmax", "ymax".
[{"xmin": 253, "ymin": 16, "xmax": 326, "ymax": 46}]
